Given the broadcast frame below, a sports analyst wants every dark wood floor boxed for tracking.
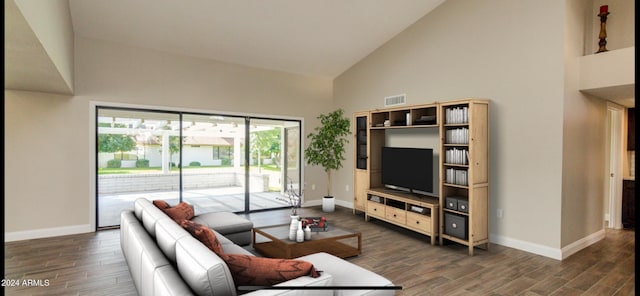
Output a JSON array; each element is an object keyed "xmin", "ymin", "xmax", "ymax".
[{"xmin": 4, "ymin": 206, "xmax": 635, "ymax": 295}]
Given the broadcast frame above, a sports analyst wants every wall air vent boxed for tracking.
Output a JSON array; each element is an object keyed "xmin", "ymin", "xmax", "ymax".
[{"xmin": 384, "ymin": 94, "xmax": 406, "ymax": 107}]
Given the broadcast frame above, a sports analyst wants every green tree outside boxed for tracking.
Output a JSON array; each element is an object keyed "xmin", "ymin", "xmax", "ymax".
[{"xmin": 97, "ymin": 123, "xmax": 137, "ymax": 161}]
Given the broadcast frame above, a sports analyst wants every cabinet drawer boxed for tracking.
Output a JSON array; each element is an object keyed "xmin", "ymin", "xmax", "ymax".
[
  {"xmin": 406, "ymin": 212, "xmax": 431, "ymax": 233},
  {"xmin": 367, "ymin": 201, "xmax": 385, "ymax": 218},
  {"xmin": 385, "ymin": 206, "xmax": 406, "ymax": 224}
]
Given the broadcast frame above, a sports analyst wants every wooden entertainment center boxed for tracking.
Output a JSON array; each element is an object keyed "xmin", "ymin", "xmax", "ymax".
[
  {"xmin": 353, "ymin": 98, "xmax": 489, "ymax": 255},
  {"xmin": 365, "ymin": 188, "xmax": 439, "ymax": 245}
]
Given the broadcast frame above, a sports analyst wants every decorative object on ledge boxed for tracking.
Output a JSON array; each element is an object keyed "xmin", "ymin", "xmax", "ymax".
[{"xmin": 596, "ymin": 5, "xmax": 610, "ymax": 54}]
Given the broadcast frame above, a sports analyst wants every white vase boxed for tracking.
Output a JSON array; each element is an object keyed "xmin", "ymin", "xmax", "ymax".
[
  {"xmin": 296, "ymin": 221, "xmax": 304, "ymax": 242},
  {"xmin": 304, "ymin": 225, "xmax": 311, "ymax": 240},
  {"xmin": 289, "ymin": 216, "xmax": 299, "ymax": 241}
]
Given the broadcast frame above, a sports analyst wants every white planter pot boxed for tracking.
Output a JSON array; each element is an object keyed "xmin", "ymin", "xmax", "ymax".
[{"xmin": 322, "ymin": 196, "xmax": 335, "ymax": 212}]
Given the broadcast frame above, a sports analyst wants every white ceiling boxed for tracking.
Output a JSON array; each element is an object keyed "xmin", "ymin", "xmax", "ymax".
[
  {"xmin": 68, "ymin": 0, "xmax": 445, "ymax": 78},
  {"xmin": 5, "ymin": 0, "xmax": 633, "ymax": 108}
]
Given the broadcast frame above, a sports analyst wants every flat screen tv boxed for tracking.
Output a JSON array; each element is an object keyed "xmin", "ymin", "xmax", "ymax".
[{"xmin": 381, "ymin": 147, "xmax": 433, "ymax": 194}]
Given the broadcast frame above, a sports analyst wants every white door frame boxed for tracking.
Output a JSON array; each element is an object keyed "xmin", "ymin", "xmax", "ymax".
[{"xmin": 605, "ymin": 102, "xmax": 624, "ymax": 229}]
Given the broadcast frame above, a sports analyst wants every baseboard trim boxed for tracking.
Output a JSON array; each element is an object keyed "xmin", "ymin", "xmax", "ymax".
[
  {"xmin": 336, "ymin": 199, "xmax": 353, "ymax": 209},
  {"xmin": 303, "ymin": 199, "xmax": 353, "ymax": 209},
  {"xmin": 490, "ymin": 229, "xmax": 606, "ymax": 261},
  {"xmin": 5, "ymin": 224, "xmax": 93, "ymax": 242},
  {"xmin": 303, "ymin": 200, "xmax": 322, "ymax": 207},
  {"xmin": 560, "ymin": 229, "xmax": 605, "ymax": 260},
  {"xmin": 490, "ymin": 233, "xmax": 563, "ymax": 260}
]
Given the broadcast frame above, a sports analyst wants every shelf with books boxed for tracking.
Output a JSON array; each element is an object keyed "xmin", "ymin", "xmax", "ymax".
[
  {"xmin": 444, "ymin": 147, "xmax": 469, "ymax": 165},
  {"xmin": 439, "ymin": 99, "xmax": 489, "ymax": 256},
  {"xmin": 444, "ymin": 104, "xmax": 469, "ymax": 124}
]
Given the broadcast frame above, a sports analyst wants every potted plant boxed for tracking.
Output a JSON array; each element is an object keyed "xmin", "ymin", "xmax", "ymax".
[{"xmin": 304, "ymin": 109, "xmax": 351, "ymax": 212}]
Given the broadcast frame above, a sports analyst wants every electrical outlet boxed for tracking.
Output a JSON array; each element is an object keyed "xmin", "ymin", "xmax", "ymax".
[
  {"xmin": 311, "ymin": 184, "xmax": 316, "ymax": 190},
  {"xmin": 497, "ymin": 209, "xmax": 504, "ymax": 219},
  {"xmin": 345, "ymin": 185, "xmax": 350, "ymax": 192}
]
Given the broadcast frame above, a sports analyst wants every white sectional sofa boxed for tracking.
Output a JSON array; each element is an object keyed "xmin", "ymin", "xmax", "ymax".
[{"xmin": 120, "ymin": 198, "xmax": 396, "ymax": 296}]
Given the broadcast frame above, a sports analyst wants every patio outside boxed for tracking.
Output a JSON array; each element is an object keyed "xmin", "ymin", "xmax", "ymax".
[
  {"xmin": 98, "ymin": 167, "xmax": 293, "ymax": 227},
  {"xmin": 96, "ymin": 109, "xmax": 302, "ymax": 228}
]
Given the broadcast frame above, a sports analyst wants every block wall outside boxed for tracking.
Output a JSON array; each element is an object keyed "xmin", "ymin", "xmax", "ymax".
[{"xmin": 97, "ymin": 172, "xmax": 269, "ymax": 194}]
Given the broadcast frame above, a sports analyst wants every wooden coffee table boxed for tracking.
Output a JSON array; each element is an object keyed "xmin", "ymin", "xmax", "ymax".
[{"xmin": 252, "ymin": 224, "xmax": 362, "ymax": 259}]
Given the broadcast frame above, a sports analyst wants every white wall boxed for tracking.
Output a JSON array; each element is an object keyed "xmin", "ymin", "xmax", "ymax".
[
  {"xmin": 5, "ymin": 92, "xmax": 87, "ymax": 237},
  {"xmin": 14, "ymin": 0, "xmax": 74, "ymax": 92},
  {"xmin": 333, "ymin": 0, "xmax": 568, "ymax": 255},
  {"xmin": 4, "ymin": 37, "xmax": 333, "ymax": 238},
  {"xmin": 560, "ymin": 0, "xmax": 608, "ymax": 253}
]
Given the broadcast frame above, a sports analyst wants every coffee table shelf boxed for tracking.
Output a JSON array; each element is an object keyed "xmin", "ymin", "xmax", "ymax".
[{"xmin": 252, "ymin": 224, "xmax": 362, "ymax": 259}]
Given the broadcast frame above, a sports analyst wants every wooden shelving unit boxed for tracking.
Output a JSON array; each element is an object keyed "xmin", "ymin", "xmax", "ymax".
[
  {"xmin": 353, "ymin": 99, "xmax": 489, "ymax": 255},
  {"xmin": 439, "ymin": 99, "xmax": 489, "ymax": 255}
]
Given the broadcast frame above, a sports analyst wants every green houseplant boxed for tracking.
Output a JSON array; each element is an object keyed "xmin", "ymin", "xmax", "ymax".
[{"xmin": 304, "ymin": 109, "xmax": 351, "ymax": 211}]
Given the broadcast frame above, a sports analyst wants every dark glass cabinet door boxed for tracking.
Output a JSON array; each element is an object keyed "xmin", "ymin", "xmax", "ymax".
[{"xmin": 356, "ymin": 116, "xmax": 367, "ymax": 169}]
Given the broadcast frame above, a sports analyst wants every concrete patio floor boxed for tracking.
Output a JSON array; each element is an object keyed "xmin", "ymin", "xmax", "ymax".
[{"xmin": 98, "ymin": 186, "xmax": 290, "ymax": 227}]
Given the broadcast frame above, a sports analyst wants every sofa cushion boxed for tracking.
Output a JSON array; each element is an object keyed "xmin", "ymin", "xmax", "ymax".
[
  {"xmin": 155, "ymin": 219, "xmax": 191, "ymax": 263},
  {"xmin": 180, "ymin": 220, "xmax": 224, "ymax": 255},
  {"xmin": 163, "ymin": 202, "xmax": 195, "ymax": 223},
  {"xmin": 176, "ymin": 236, "xmax": 237, "ymax": 296},
  {"xmin": 221, "ymin": 254, "xmax": 321, "ymax": 287},
  {"xmin": 220, "ymin": 243, "xmax": 254, "ymax": 256},
  {"xmin": 121, "ymin": 211, "xmax": 189, "ymax": 296},
  {"xmin": 192, "ymin": 212, "xmax": 253, "ymax": 245},
  {"xmin": 135, "ymin": 198, "xmax": 172, "ymax": 238},
  {"xmin": 153, "ymin": 265, "xmax": 195, "ymax": 296},
  {"xmin": 192, "ymin": 212, "xmax": 253, "ymax": 234},
  {"xmin": 210, "ymin": 229, "xmax": 254, "ymax": 256}
]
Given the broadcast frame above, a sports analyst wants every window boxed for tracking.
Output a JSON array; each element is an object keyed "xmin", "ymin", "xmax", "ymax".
[{"xmin": 96, "ymin": 107, "xmax": 302, "ymax": 228}]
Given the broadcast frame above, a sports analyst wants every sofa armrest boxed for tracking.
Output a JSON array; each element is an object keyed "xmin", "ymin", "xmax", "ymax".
[{"xmin": 242, "ymin": 273, "xmax": 333, "ymax": 296}]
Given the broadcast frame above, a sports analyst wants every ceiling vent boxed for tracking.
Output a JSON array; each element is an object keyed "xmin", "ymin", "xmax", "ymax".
[{"xmin": 384, "ymin": 94, "xmax": 406, "ymax": 107}]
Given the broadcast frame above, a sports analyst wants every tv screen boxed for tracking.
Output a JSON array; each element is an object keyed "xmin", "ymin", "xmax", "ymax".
[{"xmin": 381, "ymin": 147, "xmax": 433, "ymax": 194}]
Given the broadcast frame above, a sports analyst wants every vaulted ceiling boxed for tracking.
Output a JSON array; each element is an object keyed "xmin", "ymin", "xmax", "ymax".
[
  {"xmin": 4, "ymin": 0, "xmax": 634, "ymax": 107},
  {"xmin": 4, "ymin": 0, "xmax": 445, "ymax": 95}
]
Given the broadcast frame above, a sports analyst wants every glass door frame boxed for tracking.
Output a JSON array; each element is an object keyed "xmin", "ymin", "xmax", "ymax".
[{"xmin": 93, "ymin": 103, "xmax": 303, "ymax": 230}]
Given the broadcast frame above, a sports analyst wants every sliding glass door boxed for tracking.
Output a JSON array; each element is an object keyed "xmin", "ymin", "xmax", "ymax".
[
  {"xmin": 180, "ymin": 114, "xmax": 247, "ymax": 214},
  {"xmin": 248, "ymin": 119, "xmax": 301, "ymax": 211},
  {"xmin": 96, "ymin": 107, "xmax": 301, "ymax": 228},
  {"xmin": 97, "ymin": 109, "xmax": 181, "ymax": 228}
]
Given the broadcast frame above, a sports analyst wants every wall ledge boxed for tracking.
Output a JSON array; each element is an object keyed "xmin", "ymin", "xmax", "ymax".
[{"xmin": 579, "ymin": 46, "xmax": 635, "ymax": 105}]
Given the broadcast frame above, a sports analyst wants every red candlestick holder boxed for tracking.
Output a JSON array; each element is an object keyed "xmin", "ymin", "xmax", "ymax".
[{"xmin": 596, "ymin": 8, "xmax": 610, "ymax": 53}]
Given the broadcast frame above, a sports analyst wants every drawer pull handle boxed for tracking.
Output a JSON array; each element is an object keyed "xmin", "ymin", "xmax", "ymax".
[
  {"xmin": 393, "ymin": 214, "xmax": 397, "ymax": 217},
  {"xmin": 373, "ymin": 208, "xmax": 377, "ymax": 211},
  {"xmin": 452, "ymin": 223, "xmax": 457, "ymax": 229},
  {"xmin": 416, "ymin": 221, "xmax": 420, "ymax": 224}
]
